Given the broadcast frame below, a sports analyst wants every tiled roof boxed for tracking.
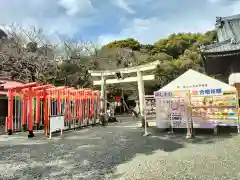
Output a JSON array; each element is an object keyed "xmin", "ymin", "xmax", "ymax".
[
  {"xmin": 200, "ymin": 39, "xmax": 240, "ymax": 53},
  {"xmin": 216, "ymin": 14, "xmax": 240, "ymax": 42},
  {"xmin": 201, "ymin": 14, "xmax": 240, "ymax": 54}
]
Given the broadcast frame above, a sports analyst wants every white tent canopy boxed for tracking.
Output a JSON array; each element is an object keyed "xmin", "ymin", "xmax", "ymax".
[
  {"xmin": 159, "ymin": 69, "xmax": 236, "ymax": 92},
  {"xmin": 229, "ymin": 73, "xmax": 240, "ymax": 85}
]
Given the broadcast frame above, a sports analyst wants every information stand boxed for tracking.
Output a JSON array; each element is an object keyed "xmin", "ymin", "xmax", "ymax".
[
  {"xmin": 190, "ymin": 88, "xmax": 239, "ymax": 131},
  {"xmin": 154, "ymin": 69, "xmax": 240, "ymax": 134}
]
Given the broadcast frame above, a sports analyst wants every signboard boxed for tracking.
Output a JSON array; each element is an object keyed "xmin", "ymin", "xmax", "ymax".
[
  {"xmin": 191, "ymin": 88, "xmax": 223, "ymax": 96},
  {"xmin": 154, "ymin": 90, "xmax": 189, "ymax": 99},
  {"xmin": 145, "ymin": 95, "xmax": 156, "ymax": 118},
  {"xmin": 155, "ymin": 90, "xmax": 189, "ymax": 129},
  {"xmin": 154, "ymin": 91, "xmax": 173, "ymax": 98},
  {"xmin": 49, "ymin": 115, "xmax": 64, "ymax": 139}
]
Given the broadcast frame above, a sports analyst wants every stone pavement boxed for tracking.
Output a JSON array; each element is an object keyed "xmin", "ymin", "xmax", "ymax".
[{"xmin": 0, "ymin": 118, "xmax": 239, "ymax": 180}]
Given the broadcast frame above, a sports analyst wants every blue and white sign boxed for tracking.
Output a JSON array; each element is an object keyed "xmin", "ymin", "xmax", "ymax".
[{"xmin": 191, "ymin": 88, "xmax": 223, "ymax": 96}]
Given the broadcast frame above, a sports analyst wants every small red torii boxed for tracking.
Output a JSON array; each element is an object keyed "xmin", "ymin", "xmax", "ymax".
[{"xmin": 7, "ymin": 82, "xmax": 39, "ymax": 136}]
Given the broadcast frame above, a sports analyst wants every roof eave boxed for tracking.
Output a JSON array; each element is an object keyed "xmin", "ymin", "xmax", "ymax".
[
  {"xmin": 202, "ymin": 49, "xmax": 240, "ymax": 58},
  {"xmin": 221, "ymin": 14, "xmax": 240, "ymax": 21},
  {"xmin": 199, "ymin": 39, "xmax": 231, "ymax": 52}
]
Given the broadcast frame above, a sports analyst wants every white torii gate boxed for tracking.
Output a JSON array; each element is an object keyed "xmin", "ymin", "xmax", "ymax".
[{"xmin": 88, "ymin": 60, "xmax": 160, "ymax": 134}]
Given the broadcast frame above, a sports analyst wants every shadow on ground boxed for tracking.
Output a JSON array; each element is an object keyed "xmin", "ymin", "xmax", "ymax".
[
  {"xmin": 0, "ymin": 124, "xmax": 184, "ymax": 180},
  {"xmin": 149, "ymin": 126, "xmax": 238, "ymax": 144}
]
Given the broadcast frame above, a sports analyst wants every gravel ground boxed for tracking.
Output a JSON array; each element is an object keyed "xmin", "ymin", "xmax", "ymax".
[{"xmin": 0, "ymin": 117, "xmax": 239, "ymax": 180}]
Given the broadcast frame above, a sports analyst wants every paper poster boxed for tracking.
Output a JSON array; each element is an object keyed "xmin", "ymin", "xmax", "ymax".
[
  {"xmin": 155, "ymin": 92, "xmax": 189, "ymax": 128},
  {"xmin": 145, "ymin": 96, "xmax": 156, "ymax": 118}
]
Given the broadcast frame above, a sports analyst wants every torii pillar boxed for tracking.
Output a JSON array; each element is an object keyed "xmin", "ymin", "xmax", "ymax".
[
  {"xmin": 100, "ymin": 73, "xmax": 107, "ymax": 116},
  {"xmin": 137, "ymin": 71, "xmax": 145, "ymax": 119}
]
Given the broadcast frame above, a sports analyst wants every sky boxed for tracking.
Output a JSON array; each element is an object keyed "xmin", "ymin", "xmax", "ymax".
[{"xmin": 0, "ymin": 0, "xmax": 240, "ymax": 45}]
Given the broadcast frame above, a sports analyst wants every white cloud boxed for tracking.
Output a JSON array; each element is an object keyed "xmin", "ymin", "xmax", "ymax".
[
  {"xmin": 97, "ymin": 17, "xmax": 215, "ymax": 44},
  {"xmin": 127, "ymin": 18, "xmax": 215, "ymax": 42},
  {"xmin": 97, "ymin": 34, "xmax": 126, "ymax": 45},
  {"xmin": 0, "ymin": 0, "xmax": 97, "ymax": 40},
  {"xmin": 98, "ymin": 0, "xmax": 240, "ymax": 44},
  {"xmin": 207, "ymin": 0, "xmax": 221, "ymax": 3},
  {"xmin": 112, "ymin": 0, "xmax": 135, "ymax": 14},
  {"xmin": 58, "ymin": 0, "xmax": 96, "ymax": 16},
  {"xmin": 207, "ymin": 0, "xmax": 239, "ymax": 4},
  {"xmin": 227, "ymin": 1, "xmax": 240, "ymax": 15}
]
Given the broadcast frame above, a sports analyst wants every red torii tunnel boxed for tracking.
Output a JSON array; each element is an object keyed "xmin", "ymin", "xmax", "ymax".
[{"xmin": 6, "ymin": 82, "xmax": 101, "ymax": 137}]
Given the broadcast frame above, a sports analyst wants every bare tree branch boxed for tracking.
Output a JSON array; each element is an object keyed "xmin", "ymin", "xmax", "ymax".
[{"xmin": 0, "ymin": 24, "xmax": 58, "ymax": 83}]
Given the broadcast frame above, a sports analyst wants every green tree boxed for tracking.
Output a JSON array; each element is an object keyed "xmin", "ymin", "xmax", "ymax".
[{"xmin": 103, "ymin": 38, "xmax": 141, "ymax": 51}]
